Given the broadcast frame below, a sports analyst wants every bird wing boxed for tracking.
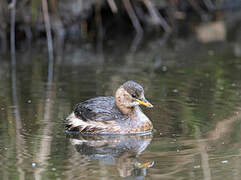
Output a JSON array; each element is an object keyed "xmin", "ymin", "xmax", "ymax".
[{"xmin": 74, "ymin": 97, "xmax": 125, "ymax": 121}]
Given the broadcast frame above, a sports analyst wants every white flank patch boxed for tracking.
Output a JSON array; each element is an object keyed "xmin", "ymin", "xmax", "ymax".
[
  {"xmin": 67, "ymin": 112, "xmax": 105, "ymax": 131},
  {"xmin": 67, "ymin": 112, "xmax": 83, "ymax": 127}
]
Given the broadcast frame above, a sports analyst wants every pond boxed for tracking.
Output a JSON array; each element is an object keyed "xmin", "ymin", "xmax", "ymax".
[{"xmin": 1, "ymin": 33, "xmax": 241, "ymax": 180}]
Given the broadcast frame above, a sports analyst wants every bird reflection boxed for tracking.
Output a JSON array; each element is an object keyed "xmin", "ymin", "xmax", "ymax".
[{"xmin": 68, "ymin": 133, "xmax": 154, "ymax": 179}]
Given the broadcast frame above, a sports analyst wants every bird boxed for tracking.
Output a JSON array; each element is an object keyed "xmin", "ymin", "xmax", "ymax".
[{"xmin": 66, "ymin": 80, "xmax": 153, "ymax": 134}]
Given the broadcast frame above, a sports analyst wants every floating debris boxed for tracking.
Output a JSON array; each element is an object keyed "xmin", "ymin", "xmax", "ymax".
[
  {"xmin": 221, "ymin": 160, "xmax": 228, "ymax": 164},
  {"xmin": 194, "ymin": 165, "xmax": 201, "ymax": 169},
  {"xmin": 27, "ymin": 100, "xmax": 32, "ymax": 104},
  {"xmin": 161, "ymin": 66, "xmax": 167, "ymax": 72},
  {"xmin": 173, "ymin": 89, "xmax": 178, "ymax": 93},
  {"xmin": 52, "ymin": 167, "xmax": 56, "ymax": 171},
  {"xmin": 32, "ymin": 162, "xmax": 37, "ymax": 167}
]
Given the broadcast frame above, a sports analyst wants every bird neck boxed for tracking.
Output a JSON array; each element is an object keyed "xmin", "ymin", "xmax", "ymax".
[
  {"xmin": 115, "ymin": 87, "xmax": 136, "ymax": 116},
  {"xmin": 117, "ymin": 104, "xmax": 137, "ymax": 116}
]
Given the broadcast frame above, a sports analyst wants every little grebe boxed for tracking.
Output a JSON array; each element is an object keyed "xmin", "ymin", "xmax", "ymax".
[{"xmin": 66, "ymin": 81, "xmax": 153, "ymax": 134}]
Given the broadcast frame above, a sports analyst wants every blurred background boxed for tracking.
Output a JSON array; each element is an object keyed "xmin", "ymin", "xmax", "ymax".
[
  {"xmin": 0, "ymin": 0, "xmax": 241, "ymax": 52},
  {"xmin": 1, "ymin": 0, "xmax": 241, "ymax": 180}
]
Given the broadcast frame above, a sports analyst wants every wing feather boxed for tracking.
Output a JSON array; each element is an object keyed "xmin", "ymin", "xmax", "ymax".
[{"xmin": 74, "ymin": 97, "xmax": 124, "ymax": 122}]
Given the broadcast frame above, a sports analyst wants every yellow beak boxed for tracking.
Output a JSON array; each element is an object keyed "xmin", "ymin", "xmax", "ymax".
[{"xmin": 136, "ymin": 98, "xmax": 153, "ymax": 108}]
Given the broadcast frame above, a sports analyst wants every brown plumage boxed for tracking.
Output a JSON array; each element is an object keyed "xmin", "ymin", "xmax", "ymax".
[{"xmin": 66, "ymin": 81, "xmax": 153, "ymax": 134}]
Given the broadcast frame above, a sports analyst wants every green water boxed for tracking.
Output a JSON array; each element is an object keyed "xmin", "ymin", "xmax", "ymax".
[{"xmin": 1, "ymin": 36, "xmax": 241, "ymax": 180}]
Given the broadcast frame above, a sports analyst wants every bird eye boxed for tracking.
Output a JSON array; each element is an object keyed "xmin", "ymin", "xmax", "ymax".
[{"xmin": 131, "ymin": 94, "xmax": 137, "ymax": 98}]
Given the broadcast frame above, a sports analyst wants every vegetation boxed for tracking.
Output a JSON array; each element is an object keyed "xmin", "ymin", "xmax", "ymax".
[{"xmin": 1, "ymin": 0, "xmax": 241, "ymax": 52}]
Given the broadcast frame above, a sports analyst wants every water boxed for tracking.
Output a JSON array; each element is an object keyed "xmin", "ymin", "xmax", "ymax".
[{"xmin": 1, "ymin": 35, "xmax": 241, "ymax": 180}]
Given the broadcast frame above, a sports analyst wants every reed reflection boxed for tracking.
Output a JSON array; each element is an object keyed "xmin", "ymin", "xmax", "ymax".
[{"xmin": 68, "ymin": 133, "xmax": 154, "ymax": 179}]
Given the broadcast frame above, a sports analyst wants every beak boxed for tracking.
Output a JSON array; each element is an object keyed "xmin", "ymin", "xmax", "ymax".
[{"xmin": 136, "ymin": 97, "xmax": 153, "ymax": 108}]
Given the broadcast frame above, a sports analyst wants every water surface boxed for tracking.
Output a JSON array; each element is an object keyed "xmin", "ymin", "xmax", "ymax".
[{"xmin": 1, "ymin": 35, "xmax": 241, "ymax": 180}]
